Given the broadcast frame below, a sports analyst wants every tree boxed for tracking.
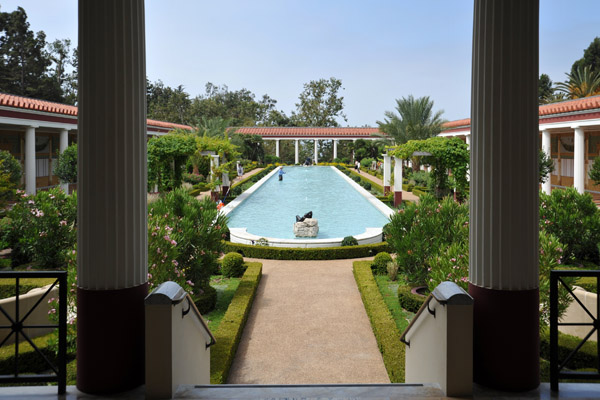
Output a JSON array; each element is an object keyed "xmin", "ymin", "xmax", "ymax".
[
  {"xmin": 147, "ymin": 133, "xmax": 197, "ymax": 192},
  {"xmin": 0, "ymin": 7, "xmax": 62, "ymax": 101},
  {"xmin": 0, "ymin": 150, "xmax": 21, "ymax": 206},
  {"xmin": 589, "ymin": 156, "xmax": 600, "ymax": 185},
  {"xmin": 538, "ymin": 73, "xmax": 554, "ymax": 104},
  {"xmin": 47, "ymin": 38, "xmax": 77, "ymax": 105},
  {"xmin": 377, "ymin": 95, "xmax": 444, "ymax": 145},
  {"xmin": 230, "ymin": 133, "xmax": 265, "ymax": 162},
  {"xmin": 539, "ymin": 149, "xmax": 554, "ymax": 184},
  {"xmin": 555, "ymin": 65, "xmax": 600, "ymax": 99},
  {"xmin": 147, "ymin": 80, "xmax": 192, "ymax": 124},
  {"xmin": 196, "ymin": 116, "xmax": 231, "ymax": 138},
  {"xmin": 55, "ymin": 144, "xmax": 77, "ymax": 184},
  {"xmin": 291, "ymin": 77, "xmax": 347, "ymax": 127},
  {"xmin": 571, "ymin": 37, "xmax": 600, "ymax": 76}
]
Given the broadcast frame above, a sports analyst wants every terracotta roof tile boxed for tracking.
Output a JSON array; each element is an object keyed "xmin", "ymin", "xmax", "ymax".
[
  {"xmin": 442, "ymin": 118, "xmax": 471, "ymax": 129},
  {"xmin": 234, "ymin": 126, "xmax": 382, "ymax": 137},
  {"xmin": 0, "ymin": 92, "xmax": 193, "ymax": 130}
]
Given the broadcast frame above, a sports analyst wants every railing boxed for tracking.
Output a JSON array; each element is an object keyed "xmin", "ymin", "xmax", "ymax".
[
  {"xmin": 399, "ymin": 294, "xmax": 434, "ymax": 347},
  {"xmin": 550, "ymin": 270, "xmax": 600, "ymax": 391},
  {"xmin": 0, "ymin": 271, "xmax": 67, "ymax": 394}
]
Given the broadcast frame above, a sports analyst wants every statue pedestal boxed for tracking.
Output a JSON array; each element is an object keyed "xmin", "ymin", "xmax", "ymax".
[{"xmin": 294, "ymin": 218, "xmax": 319, "ymax": 237}]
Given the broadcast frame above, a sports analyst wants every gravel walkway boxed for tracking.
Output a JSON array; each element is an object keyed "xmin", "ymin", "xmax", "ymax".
[{"xmin": 227, "ymin": 258, "xmax": 390, "ymax": 384}]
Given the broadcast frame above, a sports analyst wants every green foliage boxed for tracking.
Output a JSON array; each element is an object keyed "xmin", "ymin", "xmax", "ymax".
[
  {"xmin": 353, "ymin": 261, "xmax": 405, "ymax": 382},
  {"xmin": 210, "ymin": 263, "xmax": 262, "ymax": 384},
  {"xmin": 147, "ymin": 133, "xmax": 197, "ymax": 192},
  {"xmin": 54, "ymin": 143, "xmax": 77, "ymax": 184},
  {"xmin": 377, "ymin": 95, "xmax": 444, "ymax": 145},
  {"xmin": 223, "ymin": 241, "xmax": 391, "ymax": 260},
  {"xmin": 408, "ymin": 170, "xmax": 430, "ymax": 187},
  {"xmin": 0, "ymin": 277, "xmax": 55, "ymax": 299},
  {"xmin": 555, "ymin": 65, "xmax": 600, "ymax": 99},
  {"xmin": 47, "ymin": 247, "xmax": 77, "ymax": 355},
  {"xmin": 391, "ymin": 137, "xmax": 469, "ymax": 199},
  {"xmin": 353, "ymin": 139, "xmax": 385, "ymax": 162},
  {"xmin": 222, "ymin": 252, "xmax": 245, "ymax": 278},
  {"xmin": 540, "ymin": 328, "xmax": 598, "ymax": 371},
  {"xmin": 426, "ymin": 242, "xmax": 469, "ymax": 292},
  {"xmin": 5, "ymin": 188, "xmax": 77, "ymax": 268},
  {"xmin": 360, "ymin": 157, "xmax": 375, "ymax": 169},
  {"xmin": 148, "ymin": 189, "xmax": 228, "ymax": 311},
  {"xmin": 341, "ymin": 236, "xmax": 358, "ymax": 246},
  {"xmin": 147, "ymin": 80, "xmax": 192, "ymax": 124},
  {"xmin": 571, "ymin": 37, "xmax": 600, "ymax": 77},
  {"xmin": 539, "ymin": 73, "xmax": 554, "ymax": 104},
  {"xmin": 183, "ymin": 172, "xmax": 205, "ymax": 185},
  {"xmin": 372, "ymin": 252, "xmax": 393, "ymax": 275},
  {"xmin": 291, "ymin": 77, "xmax": 347, "ymax": 127},
  {"xmin": 397, "ymin": 285, "xmax": 426, "ymax": 314},
  {"xmin": 539, "ymin": 188, "xmax": 600, "ymax": 263},
  {"xmin": 387, "ymin": 262, "xmax": 399, "ymax": 281},
  {"xmin": 230, "ymin": 133, "xmax": 265, "ymax": 162},
  {"xmin": 264, "ymin": 154, "xmax": 280, "ymax": 164},
  {"xmin": 0, "ymin": 151, "xmax": 21, "ymax": 206},
  {"xmin": 539, "ymin": 149, "xmax": 554, "ymax": 184},
  {"xmin": 384, "ymin": 194, "xmax": 469, "ymax": 285},
  {"xmin": 588, "ymin": 156, "xmax": 600, "ymax": 185},
  {"xmin": 538, "ymin": 231, "xmax": 572, "ymax": 328}
]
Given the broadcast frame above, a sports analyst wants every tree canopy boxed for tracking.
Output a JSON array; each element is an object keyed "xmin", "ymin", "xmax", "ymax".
[
  {"xmin": 291, "ymin": 77, "xmax": 347, "ymax": 127},
  {"xmin": 571, "ymin": 37, "xmax": 600, "ymax": 76},
  {"xmin": 556, "ymin": 65, "xmax": 600, "ymax": 99},
  {"xmin": 54, "ymin": 143, "xmax": 77, "ymax": 184}
]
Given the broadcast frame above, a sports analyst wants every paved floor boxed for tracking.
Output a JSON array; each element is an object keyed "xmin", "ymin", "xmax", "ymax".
[
  {"xmin": 227, "ymin": 258, "xmax": 390, "ymax": 384},
  {"xmin": 355, "ymin": 169, "xmax": 420, "ymax": 203},
  {"xmin": 196, "ymin": 167, "xmax": 264, "ymax": 201}
]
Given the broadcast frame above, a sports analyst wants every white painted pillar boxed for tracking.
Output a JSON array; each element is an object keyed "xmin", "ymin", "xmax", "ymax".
[
  {"xmin": 352, "ymin": 138, "xmax": 357, "ymax": 162},
  {"xmin": 574, "ymin": 126, "xmax": 585, "ymax": 194},
  {"xmin": 295, "ymin": 139, "xmax": 299, "ymax": 164},
  {"xmin": 210, "ymin": 155, "xmax": 219, "ymax": 185},
  {"xmin": 542, "ymin": 130, "xmax": 551, "ymax": 194},
  {"xmin": 393, "ymin": 156, "xmax": 403, "ymax": 206},
  {"xmin": 275, "ymin": 139, "xmax": 280, "ymax": 158},
  {"xmin": 470, "ymin": 0, "xmax": 539, "ymax": 391},
  {"xmin": 77, "ymin": 0, "xmax": 147, "ymax": 393},
  {"xmin": 465, "ymin": 134, "xmax": 471, "ymax": 149},
  {"xmin": 314, "ymin": 139, "xmax": 318, "ymax": 164},
  {"xmin": 59, "ymin": 129, "xmax": 69, "ymax": 193},
  {"xmin": 333, "ymin": 139, "xmax": 338, "ymax": 160},
  {"xmin": 383, "ymin": 154, "xmax": 391, "ymax": 194},
  {"xmin": 221, "ymin": 157, "xmax": 230, "ymax": 195},
  {"xmin": 24, "ymin": 126, "xmax": 36, "ymax": 195}
]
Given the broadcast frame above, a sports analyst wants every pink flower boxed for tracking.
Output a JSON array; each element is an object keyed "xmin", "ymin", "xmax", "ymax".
[
  {"xmin": 157, "ymin": 248, "xmax": 161, "ymax": 254},
  {"xmin": 147, "ymin": 273, "xmax": 153, "ymax": 280},
  {"xmin": 59, "ymin": 220, "xmax": 67, "ymax": 226},
  {"xmin": 172, "ymin": 260, "xmax": 179, "ymax": 267},
  {"xmin": 451, "ymin": 258, "xmax": 456, "ymax": 262},
  {"xmin": 39, "ymin": 231, "xmax": 47, "ymax": 237},
  {"xmin": 48, "ymin": 309, "xmax": 56, "ymax": 315},
  {"xmin": 186, "ymin": 280, "xmax": 195, "ymax": 286},
  {"xmin": 171, "ymin": 240, "xmax": 177, "ymax": 246}
]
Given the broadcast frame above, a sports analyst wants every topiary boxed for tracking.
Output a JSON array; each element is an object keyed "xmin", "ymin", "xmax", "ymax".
[
  {"xmin": 195, "ymin": 285, "xmax": 217, "ymax": 314},
  {"xmin": 371, "ymin": 252, "xmax": 393, "ymax": 275},
  {"xmin": 222, "ymin": 252, "xmax": 245, "ymax": 277},
  {"xmin": 341, "ymin": 236, "xmax": 358, "ymax": 246},
  {"xmin": 363, "ymin": 182, "xmax": 372, "ymax": 191}
]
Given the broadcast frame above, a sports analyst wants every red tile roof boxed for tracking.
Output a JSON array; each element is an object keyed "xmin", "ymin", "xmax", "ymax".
[
  {"xmin": 234, "ymin": 126, "xmax": 382, "ymax": 137},
  {"xmin": 443, "ymin": 96, "xmax": 600, "ymax": 130},
  {"xmin": 0, "ymin": 92, "xmax": 193, "ymax": 130}
]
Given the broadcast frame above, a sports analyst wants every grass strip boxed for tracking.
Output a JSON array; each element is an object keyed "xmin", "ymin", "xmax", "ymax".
[
  {"xmin": 353, "ymin": 260, "xmax": 405, "ymax": 382},
  {"xmin": 374, "ymin": 275, "xmax": 412, "ymax": 333},
  {"xmin": 204, "ymin": 275, "xmax": 242, "ymax": 332},
  {"xmin": 210, "ymin": 262, "xmax": 262, "ymax": 384}
]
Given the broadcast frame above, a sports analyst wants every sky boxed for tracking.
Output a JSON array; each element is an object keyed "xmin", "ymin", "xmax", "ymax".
[{"xmin": 2, "ymin": 1, "xmax": 599, "ymax": 126}]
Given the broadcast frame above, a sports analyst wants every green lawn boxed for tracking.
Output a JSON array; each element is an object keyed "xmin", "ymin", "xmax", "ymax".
[
  {"xmin": 204, "ymin": 274, "xmax": 241, "ymax": 331},
  {"xmin": 373, "ymin": 274, "xmax": 414, "ymax": 333}
]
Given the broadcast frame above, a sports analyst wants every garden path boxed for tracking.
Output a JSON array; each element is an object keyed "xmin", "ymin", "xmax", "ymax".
[
  {"xmin": 227, "ymin": 257, "xmax": 390, "ymax": 384},
  {"xmin": 195, "ymin": 167, "xmax": 265, "ymax": 201},
  {"xmin": 356, "ymin": 169, "xmax": 420, "ymax": 203}
]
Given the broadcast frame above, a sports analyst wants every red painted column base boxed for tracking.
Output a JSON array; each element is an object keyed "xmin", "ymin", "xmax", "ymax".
[
  {"xmin": 384, "ymin": 185, "xmax": 391, "ymax": 195},
  {"xmin": 221, "ymin": 185, "xmax": 230, "ymax": 196},
  {"xmin": 394, "ymin": 191, "xmax": 403, "ymax": 207},
  {"xmin": 468, "ymin": 283, "xmax": 539, "ymax": 391},
  {"xmin": 77, "ymin": 283, "xmax": 148, "ymax": 394}
]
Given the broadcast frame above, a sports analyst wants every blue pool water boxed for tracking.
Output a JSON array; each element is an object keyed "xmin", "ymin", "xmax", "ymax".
[{"xmin": 226, "ymin": 166, "xmax": 391, "ymax": 239}]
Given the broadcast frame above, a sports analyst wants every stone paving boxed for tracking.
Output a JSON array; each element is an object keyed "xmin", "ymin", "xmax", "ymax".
[
  {"xmin": 227, "ymin": 258, "xmax": 390, "ymax": 384},
  {"xmin": 355, "ymin": 169, "xmax": 420, "ymax": 203}
]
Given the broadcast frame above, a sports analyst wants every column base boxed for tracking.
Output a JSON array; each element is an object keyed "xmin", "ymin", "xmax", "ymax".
[
  {"xmin": 221, "ymin": 186, "xmax": 230, "ymax": 196},
  {"xmin": 384, "ymin": 186, "xmax": 391, "ymax": 195},
  {"xmin": 394, "ymin": 191, "xmax": 402, "ymax": 207},
  {"xmin": 77, "ymin": 283, "xmax": 148, "ymax": 394},
  {"xmin": 468, "ymin": 283, "xmax": 539, "ymax": 392}
]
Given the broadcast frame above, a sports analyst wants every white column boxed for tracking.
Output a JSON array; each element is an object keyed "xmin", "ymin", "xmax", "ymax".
[
  {"xmin": 275, "ymin": 139, "xmax": 280, "ymax": 158},
  {"xmin": 333, "ymin": 139, "xmax": 338, "ymax": 160},
  {"xmin": 574, "ymin": 126, "xmax": 585, "ymax": 194},
  {"xmin": 383, "ymin": 154, "xmax": 391, "ymax": 194},
  {"xmin": 393, "ymin": 156, "xmax": 403, "ymax": 206},
  {"xmin": 59, "ymin": 129, "xmax": 69, "ymax": 193},
  {"xmin": 24, "ymin": 126, "xmax": 36, "ymax": 195},
  {"xmin": 210, "ymin": 155, "xmax": 219, "ymax": 185},
  {"xmin": 542, "ymin": 130, "xmax": 551, "ymax": 194},
  {"xmin": 295, "ymin": 139, "xmax": 299, "ymax": 164},
  {"xmin": 465, "ymin": 134, "xmax": 471, "ymax": 149},
  {"xmin": 314, "ymin": 139, "xmax": 318, "ymax": 164},
  {"xmin": 470, "ymin": 0, "xmax": 539, "ymax": 391},
  {"xmin": 77, "ymin": 0, "xmax": 147, "ymax": 393}
]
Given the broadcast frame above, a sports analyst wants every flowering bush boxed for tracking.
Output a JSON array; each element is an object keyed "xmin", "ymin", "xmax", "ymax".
[
  {"xmin": 426, "ymin": 242, "xmax": 469, "ymax": 292},
  {"xmin": 148, "ymin": 189, "xmax": 228, "ymax": 312},
  {"xmin": 538, "ymin": 231, "xmax": 572, "ymax": 327},
  {"xmin": 5, "ymin": 188, "xmax": 77, "ymax": 268}
]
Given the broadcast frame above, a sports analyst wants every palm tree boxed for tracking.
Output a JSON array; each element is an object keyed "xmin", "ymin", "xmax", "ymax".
[
  {"xmin": 555, "ymin": 65, "xmax": 600, "ymax": 99},
  {"xmin": 376, "ymin": 95, "xmax": 444, "ymax": 145}
]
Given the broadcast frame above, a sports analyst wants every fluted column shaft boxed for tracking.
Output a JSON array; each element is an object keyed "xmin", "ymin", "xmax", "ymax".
[
  {"xmin": 393, "ymin": 156, "xmax": 403, "ymax": 206},
  {"xmin": 574, "ymin": 127, "xmax": 585, "ymax": 193},
  {"xmin": 295, "ymin": 139, "xmax": 299, "ymax": 164},
  {"xmin": 275, "ymin": 139, "xmax": 280, "ymax": 158},
  {"xmin": 383, "ymin": 154, "xmax": 391, "ymax": 194},
  {"xmin": 333, "ymin": 139, "xmax": 338, "ymax": 160},
  {"xmin": 542, "ymin": 130, "xmax": 551, "ymax": 194},
  {"xmin": 314, "ymin": 140, "xmax": 318, "ymax": 164},
  {"xmin": 77, "ymin": 0, "xmax": 147, "ymax": 393},
  {"xmin": 59, "ymin": 129, "xmax": 69, "ymax": 193},
  {"xmin": 24, "ymin": 126, "xmax": 36, "ymax": 195},
  {"xmin": 470, "ymin": 0, "xmax": 539, "ymax": 391}
]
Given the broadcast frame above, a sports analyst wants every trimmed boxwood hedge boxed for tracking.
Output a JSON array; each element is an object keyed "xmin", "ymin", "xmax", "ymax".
[
  {"xmin": 575, "ymin": 277, "xmax": 597, "ymax": 293},
  {"xmin": 540, "ymin": 328, "xmax": 598, "ymax": 371},
  {"xmin": 223, "ymin": 241, "xmax": 391, "ymax": 260},
  {"xmin": 353, "ymin": 261, "xmax": 405, "ymax": 382},
  {"xmin": 0, "ymin": 278, "xmax": 56, "ymax": 299},
  {"xmin": 210, "ymin": 262, "xmax": 262, "ymax": 384},
  {"xmin": 397, "ymin": 285, "xmax": 427, "ymax": 314}
]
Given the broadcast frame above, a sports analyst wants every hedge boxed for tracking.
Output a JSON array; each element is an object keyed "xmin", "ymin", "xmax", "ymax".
[
  {"xmin": 575, "ymin": 277, "xmax": 597, "ymax": 293},
  {"xmin": 353, "ymin": 261, "xmax": 405, "ymax": 382},
  {"xmin": 210, "ymin": 262, "xmax": 262, "ymax": 384},
  {"xmin": 539, "ymin": 328, "xmax": 598, "ymax": 371},
  {"xmin": 0, "ymin": 278, "xmax": 56, "ymax": 299},
  {"xmin": 223, "ymin": 241, "xmax": 391, "ymax": 260},
  {"xmin": 397, "ymin": 285, "xmax": 427, "ymax": 314}
]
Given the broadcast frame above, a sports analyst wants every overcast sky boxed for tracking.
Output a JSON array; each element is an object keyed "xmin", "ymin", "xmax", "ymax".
[{"xmin": 3, "ymin": 1, "xmax": 599, "ymax": 126}]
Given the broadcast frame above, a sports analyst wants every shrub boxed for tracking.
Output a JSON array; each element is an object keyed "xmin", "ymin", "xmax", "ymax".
[
  {"xmin": 222, "ymin": 252, "xmax": 245, "ymax": 277},
  {"xmin": 341, "ymin": 236, "xmax": 358, "ymax": 246},
  {"xmin": 540, "ymin": 328, "xmax": 598, "ymax": 371},
  {"xmin": 224, "ymin": 241, "xmax": 390, "ymax": 260},
  {"xmin": 148, "ymin": 189, "xmax": 228, "ymax": 312},
  {"xmin": 183, "ymin": 172, "xmax": 205, "ymax": 185},
  {"xmin": 363, "ymin": 182, "xmax": 372, "ymax": 191},
  {"xmin": 264, "ymin": 155, "xmax": 280, "ymax": 164},
  {"xmin": 5, "ymin": 188, "xmax": 77, "ymax": 268},
  {"xmin": 211, "ymin": 263, "xmax": 262, "ymax": 384},
  {"xmin": 372, "ymin": 252, "xmax": 393, "ymax": 275},
  {"xmin": 397, "ymin": 285, "xmax": 426, "ymax": 313},
  {"xmin": 409, "ymin": 170, "xmax": 431, "ymax": 188},
  {"xmin": 0, "ymin": 150, "xmax": 21, "ymax": 206},
  {"xmin": 360, "ymin": 157, "xmax": 375, "ymax": 169},
  {"xmin": 387, "ymin": 262, "xmax": 399, "ymax": 281},
  {"xmin": 538, "ymin": 231, "xmax": 572, "ymax": 328},
  {"xmin": 353, "ymin": 175, "xmax": 361, "ymax": 183},
  {"xmin": 540, "ymin": 188, "xmax": 600, "ymax": 264},
  {"xmin": 426, "ymin": 242, "xmax": 469, "ymax": 292},
  {"xmin": 54, "ymin": 144, "xmax": 77, "ymax": 184}
]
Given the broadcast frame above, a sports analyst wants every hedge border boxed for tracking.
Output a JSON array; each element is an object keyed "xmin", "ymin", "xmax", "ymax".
[
  {"xmin": 223, "ymin": 241, "xmax": 391, "ymax": 260},
  {"xmin": 353, "ymin": 261, "xmax": 405, "ymax": 382},
  {"xmin": 210, "ymin": 262, "xmax": 262, "ymax": 384},
  {"xmin": 230, "ymin": 167, "xmax": 267, "ymax": 189},
  {"xmin": 397, "ymin": 285, "xmax": 427, "ymax": 314},
  {"xmin": 540, "ymin": 328, "xmax": 598, "ymax": 371}
]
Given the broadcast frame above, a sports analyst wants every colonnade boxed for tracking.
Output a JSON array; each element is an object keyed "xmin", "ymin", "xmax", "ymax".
[{"xmin": 269, "ymin": 138, "xmax": 362, "ymax": 164}]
